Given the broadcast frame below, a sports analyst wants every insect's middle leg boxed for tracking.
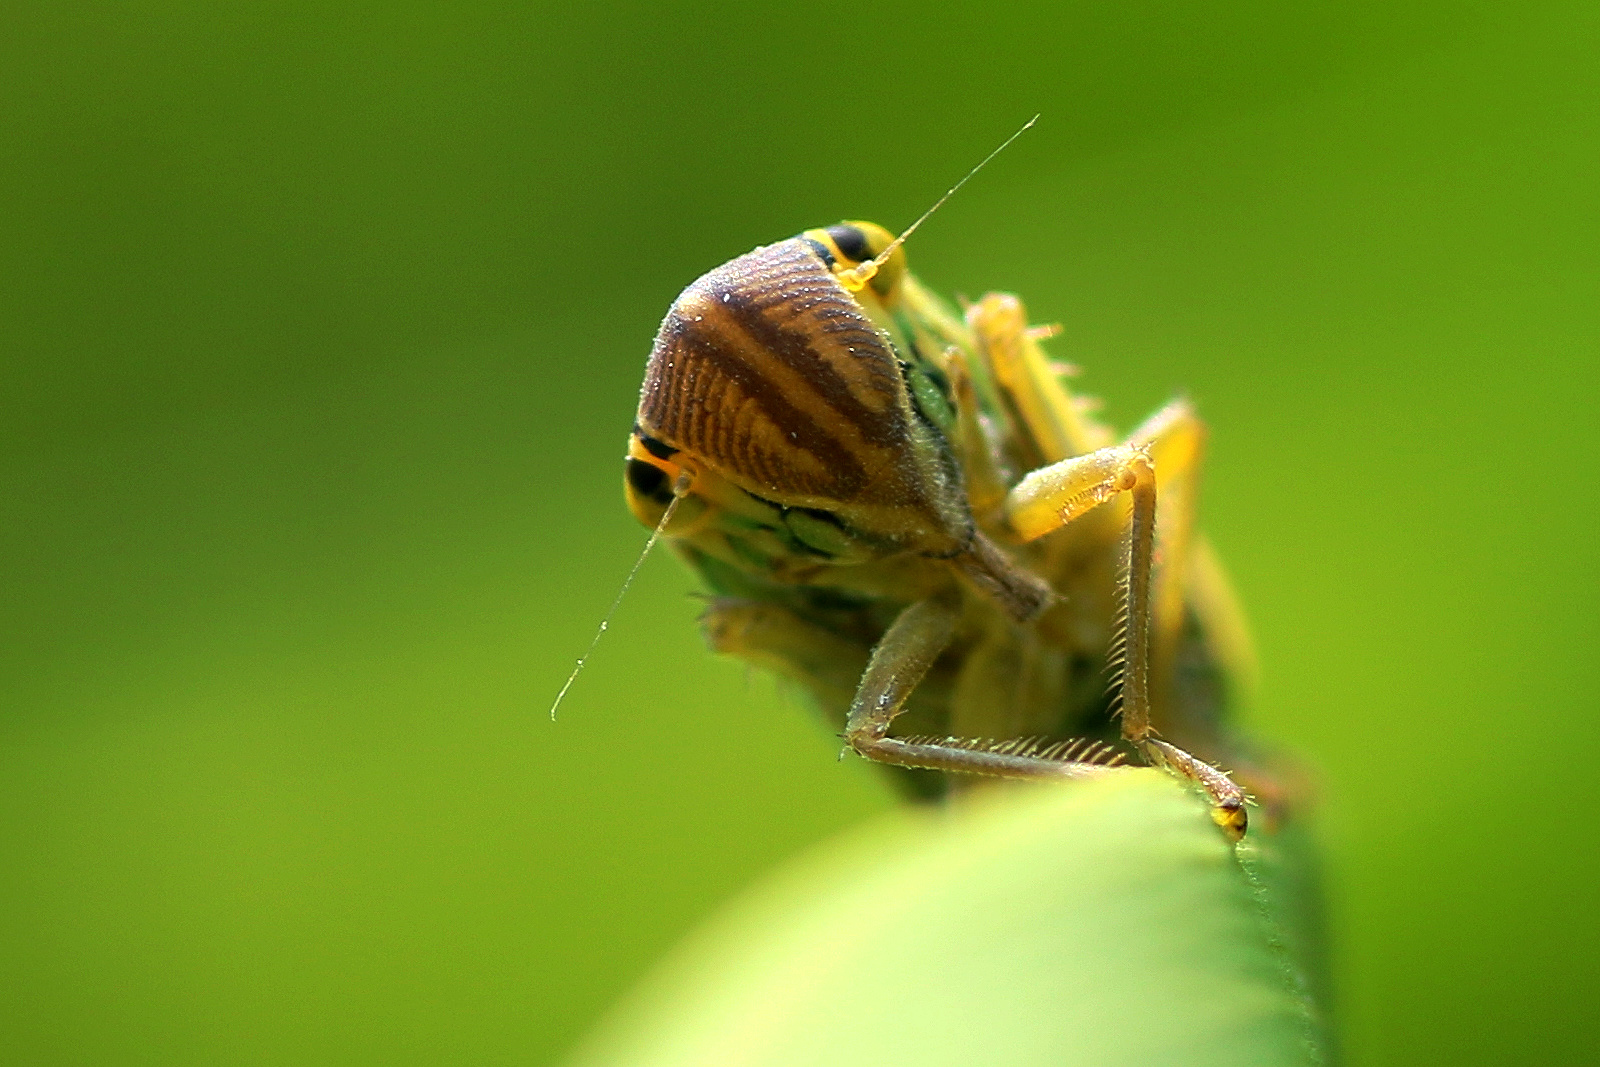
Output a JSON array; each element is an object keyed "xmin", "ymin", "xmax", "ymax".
[
  {"xmin": 1003, "ymin": 443, "xmax": 1248, "ymax": 840},
  {"xmin": 846, "ymin": 595, "xmax": 1126, "ymax": 784}
]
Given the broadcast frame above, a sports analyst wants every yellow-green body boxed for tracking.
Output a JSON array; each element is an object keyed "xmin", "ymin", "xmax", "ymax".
[{"xmin": 627, "ymin": 222, "xmax": 1260, "ymax": 823}]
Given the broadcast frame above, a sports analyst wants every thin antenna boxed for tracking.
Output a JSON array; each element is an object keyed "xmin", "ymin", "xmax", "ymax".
[
  {"xmin": 839, "ymin": 114, "xmax": 1038, "ymax": 290},
  {"xmin": 549, "ymin": 473, "xmax": 690, "ymax": 721}
]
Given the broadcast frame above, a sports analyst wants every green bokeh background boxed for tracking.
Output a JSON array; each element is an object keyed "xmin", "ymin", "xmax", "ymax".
[{"xmin": 2, "ymin": 3, "xmax": 1595, "ymax": 1064}]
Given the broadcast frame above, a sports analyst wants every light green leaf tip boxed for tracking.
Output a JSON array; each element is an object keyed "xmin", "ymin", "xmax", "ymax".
[{"xmin": 565, "ymin": 771, "xmax": 1329, "ymax": 1067}]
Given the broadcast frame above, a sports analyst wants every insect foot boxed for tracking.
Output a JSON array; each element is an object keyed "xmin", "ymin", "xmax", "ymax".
[{"xmin": 1140, "ymin": 738, "xmax": 1249, "ymax": 842}]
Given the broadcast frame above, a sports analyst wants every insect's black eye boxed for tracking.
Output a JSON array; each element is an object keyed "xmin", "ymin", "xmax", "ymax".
[
  {"xmin": 625, "ymin": 457, "xmax": 673, "ymax": 504},
  {"xmin": 826, "ymin": 223, "xmax": 871, "ymax": 264}
]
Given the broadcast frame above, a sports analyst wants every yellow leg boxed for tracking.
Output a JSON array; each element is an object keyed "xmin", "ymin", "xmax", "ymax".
[
  {"xmin": 966, "ymin": 292, "xmax": 1112, "ymax": 466},
  {"xmin": 1002, "ymin": 431, "xmax": 1248, "ymax": 840}
]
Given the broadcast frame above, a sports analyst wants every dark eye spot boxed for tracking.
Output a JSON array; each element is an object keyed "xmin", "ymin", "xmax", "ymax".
[
  {"xmin": 626, "ymin": 458, "xmax": 673, "ymax": 504},
  {"xmin": 826, "ymin": 224, "xmax": 870, "ymax": 264}
]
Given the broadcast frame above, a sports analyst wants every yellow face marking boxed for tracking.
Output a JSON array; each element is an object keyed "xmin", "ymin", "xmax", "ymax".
[
  {"xmin": 802, "ymin": 221, "xmax": 906, "ymax": 301},
  {"xmin": 623, "ymin": 435, "xmax": 708, "ymax": 535}
]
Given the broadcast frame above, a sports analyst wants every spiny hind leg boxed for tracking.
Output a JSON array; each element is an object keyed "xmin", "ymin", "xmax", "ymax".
[
  {"xmin": 1132, "ymin": 403, "xmax": 1282, "ymax": 828},
  {"xmin": 845, "ymin": 595, "xmax": 1129, "ymax": 784},
  {"xmin": 1002, "ymin": 437, "xmax": 1248, "ymax": 840}
]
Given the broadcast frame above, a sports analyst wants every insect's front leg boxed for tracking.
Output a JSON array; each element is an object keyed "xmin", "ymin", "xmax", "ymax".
[
  {"xmin": 1004, "ymin": 444, "xmax": 1249, "ymax": 840},
  {"xmin": 846, "ymin": 594, "xmax": 1126, "ymax": 784}
]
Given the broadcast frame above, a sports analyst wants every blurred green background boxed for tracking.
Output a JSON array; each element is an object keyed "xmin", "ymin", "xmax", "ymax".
[{"xmin": 2, "ymin": 2, "xmax": 1595, "ymax": 1064}]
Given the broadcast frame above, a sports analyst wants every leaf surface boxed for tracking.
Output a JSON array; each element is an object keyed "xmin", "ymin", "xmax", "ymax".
[{"xmin": 566, "ymin": 771, "xmax": 1326, "ymax": 1067}]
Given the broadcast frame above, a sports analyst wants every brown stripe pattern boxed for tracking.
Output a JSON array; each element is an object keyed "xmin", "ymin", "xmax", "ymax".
[{"xmin": 638, "ymin": 237, "xmax": 920, "ymax": 507}]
